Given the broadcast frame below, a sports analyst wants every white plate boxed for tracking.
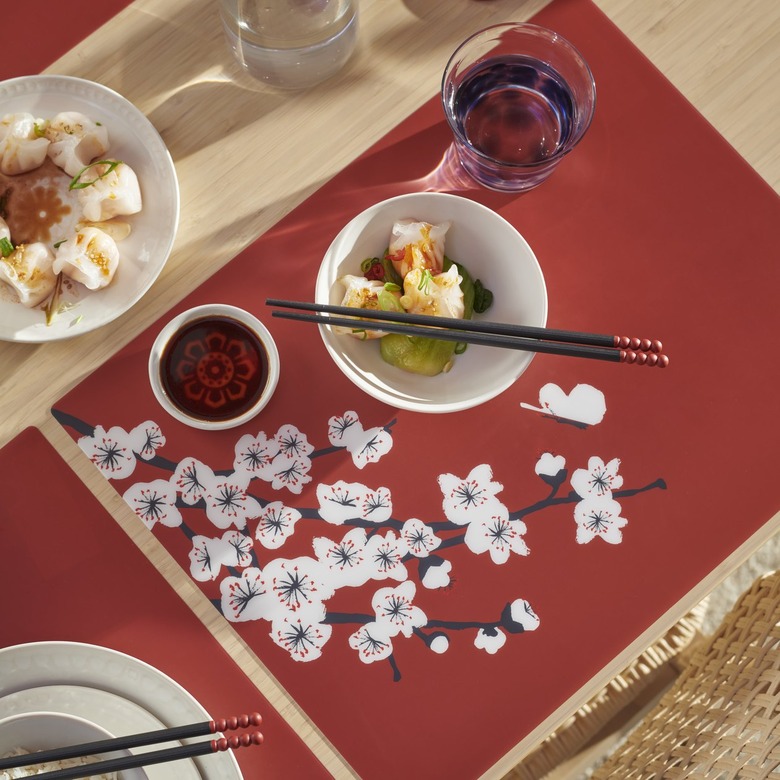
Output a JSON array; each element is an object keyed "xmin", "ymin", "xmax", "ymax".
[
  {"xmin": 0, "ymin": 75, "xmax": 179, "ymax": 342},
  {"xmin": 0, "ymin": 686, "xmax": 195, "ymax": 780},
  {"xmin": 0, "ymin": 642, "xmax": 242, "ymax": 780}
]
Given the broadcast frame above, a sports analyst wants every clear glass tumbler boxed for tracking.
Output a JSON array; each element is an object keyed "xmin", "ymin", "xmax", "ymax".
[
  {"xmin": 442, "ymin": 23, "xmax": 596, "ymax": 192},
  {"xmin": 219, "ymin": 0, "xmax": 358, "ymax": 90}
]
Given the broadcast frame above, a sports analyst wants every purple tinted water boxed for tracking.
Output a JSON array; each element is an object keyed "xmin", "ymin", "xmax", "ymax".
[{"xmin": 452, "ymin": 55, "xmax": 575, "ymax": 165}]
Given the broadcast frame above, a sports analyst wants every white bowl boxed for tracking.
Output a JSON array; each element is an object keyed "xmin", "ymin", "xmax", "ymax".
[
  {"xmin": 314, "ymin": 192, "xmax": 547, "ymax": 413},
  {"xmin": 0, "ymin": 711, "xmax": 146, "ymax": 778},
  {"xmin": 148, "ymin": 304, "xmax": 280, "ymax": 430}
]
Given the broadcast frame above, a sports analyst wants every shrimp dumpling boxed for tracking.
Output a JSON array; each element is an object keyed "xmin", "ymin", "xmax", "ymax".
[
  {"xmin": 45, "ymin": 111, "xmax": 110, "ymax": 177},
  {"xmin": 0, "ymin": 113, "xmax": 50, "ymax": 175},
  {"xmin": 52, "ymin": 226, "xmax": 120, "ymax": 290},
  {"xmin": 0, "ymin": 242, "xmax": 57, "ymax": 307},
  {"xmin": 401, "ymin": 263, "xmax": 465, "ymax": 320},
  {"xmin": 76, "ymin": 161, "xmax": 142, "ymax": 222},
  {"xmin": 336, "ymin": 274, "xmax": 390, "ymax": 339},
  {"xmin": 385, "ymin": 219, "xmax": 450, "ymax": 279}
]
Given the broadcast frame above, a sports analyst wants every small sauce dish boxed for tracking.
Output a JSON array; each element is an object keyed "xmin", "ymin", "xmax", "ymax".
[{"xmin": 148, "ymin": 304, "xmax": 280, "ymax": 430}]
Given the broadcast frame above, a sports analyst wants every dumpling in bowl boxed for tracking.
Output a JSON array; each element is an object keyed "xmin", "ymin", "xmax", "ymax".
[
  {"xmin": 0, "ymin": 241, "xmax": 57, "ymax": 307},
  {"xmin": 385, "ymin": 219, "xmax": 449, "ymax": 279},
  {"xmin": 52, "ymin": 226, "xmax": 120, "ymax": 290},
  {"xmin": 401, "ymin": 263, "xmax": 465, "ymax": 319},
  {"xmin": 336, "ymin": 274, "xmax": 391, "ymax": 339},
  {"xmin": 75, "ymin": 160, "xmax": 142, "ymax": 222},
  {"xmin": 0, "ymin": 112, "xmax": 50, "ymax": 175},
  {"xmin": 45, "ymin": 111, "xmax": 110, "ymax": 177}
]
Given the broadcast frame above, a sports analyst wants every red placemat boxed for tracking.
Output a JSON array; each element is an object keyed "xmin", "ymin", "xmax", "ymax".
[
  {"xmin": 51, "ymin": 0, "xmax": 780, "ymax": 778},
  {"xmin": 0, "ymin": 428, "xmax": 330, "ymax": 779}
]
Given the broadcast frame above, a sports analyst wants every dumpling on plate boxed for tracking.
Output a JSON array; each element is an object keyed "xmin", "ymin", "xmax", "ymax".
[
  {"xmin": 52, "ymin": 226, "xmax": 120, "ymax": 290},
  {"xmin": 0, "ymin": 241, "xmax": 57, "ymax": 307},
  {"xmin": 45, "ymin": 111, "xmax": 110, "ymax": 177},
  {"xmin": 0, "ymin": 112, "xmax": 50, "ymax": 175},
  {"xmin": 385, "ymin": 219, "xmax": 449, "ymax": 279},
  {"xmin": 401, "ymin": 263, "xmax": 465, "ymax": 319},
  {"xmin": 75, "ymin": 160, "xmax": 142, "ymax": 222}
]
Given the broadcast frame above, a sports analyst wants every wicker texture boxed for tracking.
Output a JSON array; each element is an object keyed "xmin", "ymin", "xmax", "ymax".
[
  {"xmin": 504, "ymin": 601, "xmax": 708, "ymax": 780},
  {"xmin": 591, "ymin": 569, "xmax": 780, "ymax": 779}
]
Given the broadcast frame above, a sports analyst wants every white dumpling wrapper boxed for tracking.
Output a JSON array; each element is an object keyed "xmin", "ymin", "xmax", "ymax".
[
  {"xmin": 53, "ymin": 226, "xmax": 120, "ymax": 290},
  {"xmin": 335, "ymin": 274, "xmax": 388, "ymax": 339},
  {"xmin": 401, "ymin": 264, "xmax": 464, "ymax": 320},
  {"xmin": 45, "ymin": 111, "xmax": 110, "ymax": 177},
  {"xmin": 76, "ymin": 161, "xmax": 142, "ymax": 222},
  {"xmin": 0, "ymin": 113, "xmax": 50, "ymax": 175},
  {"xmin": 386, "ymin": 219, "xmax": 450, "ymax": 279},
  {"xmin": 0, "ymin": 242, "xmax": 57, "ymax": 307}
]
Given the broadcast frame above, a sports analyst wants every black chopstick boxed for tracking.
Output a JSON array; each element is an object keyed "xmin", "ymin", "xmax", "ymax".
[
  {"xmin": 266, "ymin": 301, "xmax": 669, "ymax": 366},
  {"xmin": 0, "ymin": 713, "xmax": 262, "ymax": 772},
  {"xmin": 32, "ymin": 732, "xmax": 263, "ymax": 780},
  {"xmin": 265, "ymin": 297, "xmax": 664, "ymax": 353}
]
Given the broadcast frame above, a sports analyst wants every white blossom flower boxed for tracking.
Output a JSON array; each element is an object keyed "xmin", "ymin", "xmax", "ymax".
[
  {"xmin": 349, "ymin": 427, "xmax": 393, "ymax": 469},
  {"xmin": 312, "ymin": 528, "xmax": 371, "ymax": 588},
  {"xmin": 464, "ymin": 509, "xmax": 529, "ymax": 564},
  {"xmin": 263, "ymin": 557, "xmax": 334, "ymax": 620},
  {"xmin": 363, "ymin": 531, "xmax": 409, "ymax": 582},
  {"xmin": 128, "ymin": 421, "xmax": 165, "ymax": 461},
  {"xmin": 327, "ymin": 411, "xmax": 364, "ymax": 448},
  {"xmin": 429, "ymin": 634, "xmax": 449, "ymax": 654},
  {"xmin": 475, "ymin": 628, "xmax": 506, "ymax": 654},
  {"xmin": 256, "ymin": 455, "xmax": 313, "ymax": 494},
  {"xmin": 255, "ymin": 501, "xmax": 301, "ymax": 549},
  {"xmin": 204, "ymin": 472, "xmax": 262, "ymax": 530},
  {"xmin": 571, "ymin": 456, "xmax": 623, "ymax": 499},
  {"xmin": 421, "ymin": 558, "xmax": 452, "ymax": 590},
  {"xmin": 401, "ymin": 518, "xmax": 441, "ymax": 557},
  {"xmin": 271, "ymin": 615, "xmax": 332, "ymax": 662},
  {"xmin": 534, "ymin": 452, "xmax": 566, "ymax": 478},
  {"xmin": 172, "ymin": 457, "xmax": 215, "ymax": 505},
  {"xmin": 189, "ymin": 531, "xmax": 254, "ymax": 581},
  {"xmin": 79, "ymin": 425, "xmax": 136, "ymax": 479},
  {"xmin": 233, "ymin": 431, "xmax": 279, "ymax": 476},
  {"xmin": 316, "ymin": 481, "xmax": 392, "ymax": 525},
  {"xmin": 509, "ymin": 599, "xmax": 540, "ymax": 631},
  {"xmin": 123, "ymin": 479, "xmax": 181, "ymax": 530},
  {"xmin": 372, "ymin": 581, "xmax": 427, "ymax": 638},
  {"xmin": 349, "ymin": 622, "xmax": 393, "ymax": 664},
  {"xmin": 273, "ymin": 424, "xmax": 314, "ymax": 460},
  {"xmin": 438, "ymin": 464, "xmax": 505, "ymax": 526},
  {"xmin": 220, "ymin": 568, "xmax": 270, "ymax": 622},
  {"xmin": 574, "ymin": 496, "xmax": 627, "ymax": 544}
]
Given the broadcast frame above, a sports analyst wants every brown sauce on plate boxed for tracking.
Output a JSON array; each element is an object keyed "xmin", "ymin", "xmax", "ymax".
[{"xmin": 160, "ymin": 315, "xmax": 269, "ymax": 422}]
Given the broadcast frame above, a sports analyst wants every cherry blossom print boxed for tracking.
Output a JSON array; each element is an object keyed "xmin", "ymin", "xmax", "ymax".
[
  {"xmin": 420, "ymin": 558, "xmax": 452, "ymax": 590},
  {"xmin": 364, "ymin": 531, "xmax": 409, "ymax": 582},
  {"xmin": 271, "ymin": 615, "xmax": 332, "ymax": 662},
  {"xmin": 349, "ymin": 622, "xmax": 394, "ymax": 664},
  {"xmin": 204, "ymin": 473, "xmax": 261, "ymax": 530},
  {"xmin": 316, "ymin": 481, "xmax": 392, "ymax": 525},
  {"xmin": 79, "ymin": 425, "xmax": 137, "ymax": 479},
  {"xmin": 348, "ymin": 426, "xmax": 393, "ymax": 469},
  {"xmin": 508, "ymin": 599, "xmax": 541, "ymax": 632},
  {"xmin": 535, "ymin": 452, "xmax": 566, "ymax": 478},
  {"xmin": 429, "ymin": 634, "xmax": 449, "ymax": 654},
  {"xmin": 372, "ymin": 581, "xmax": 427, "ymax": 638},
  {"xmin": 273, "ymin": 424, "xmax": 314, "ymax": 460},
  {"xmin": 128, "ymin": 420, "xmax": 166, "ymax": 461},
  {"xmin": 255, "ymin": 501, "xmax": 301, "ymax": 549},
  {"xmin": 401, "ymin": 518, "xmax": 441, "ymax": 557},
  {"xmin": 438, "ymin": 464, "xmax": 505, "ymax": 526},
  {"xmin": 233, "ymin": 431, "xmax": 279, "ymax": 476},
  {"xmin": 520, "ymin": 382, "xmax": 606, "ymax": 426},
  {"xmin": 123, "ymin": 479, "xmax": 182, "ymax": 530},
  {"xmin": 256, "ymin": 454, "xmax": 313, "ymax": 494},
  {"xmin": 571, "ymin": 456, "xmax": 623, "ymax": 499},
  {"xmin": 327, "ymin": 410, "xmax": 363, "ymax": 448},
  {"xmin": 172, "ymin": 457, "xmax": 215, "ymax": 505},
  {"xmin": 464, "ymin": 511, "xmax": 529, "ymax": 565},
  {"xmin": 574, "ymin": 496, "xmax": 628, "ymax": 544},
  {"xmin": 475, "ymin": 628, "xmax": 506, "ymax": 654},
  {"xmin": 189, "ymin": 531, "xmax": 254, "ymax": 582},
  {"xmin": 220, "ymin": 567, "xmax": 270, "ymax": 622},
  {"xmin": 312, "ymin": 528, "xmax": 371, "ymax": 588},
  {"xmin": 263, "ymin": 556, "xmax": 334, "ymax": 620}
]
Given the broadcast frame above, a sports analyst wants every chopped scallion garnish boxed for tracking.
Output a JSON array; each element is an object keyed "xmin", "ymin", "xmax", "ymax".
[{"xmin": 69, "ymin": 160, "xmax": 122, "ymax": 190}]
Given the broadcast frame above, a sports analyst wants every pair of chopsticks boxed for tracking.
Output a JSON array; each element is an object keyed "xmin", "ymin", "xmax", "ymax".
[
  {"xmin": 266, "ymin": 298, "xmax": 669, "ymax": 367},
  {"xmin": 0, "ymin": 713, "xmax": 262, "ymax": 780}
]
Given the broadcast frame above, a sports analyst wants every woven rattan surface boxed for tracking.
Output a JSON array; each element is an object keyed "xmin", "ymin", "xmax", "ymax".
[{"xmin": 590, "ymin": 570, "xmax": 780, "ymax": 779}]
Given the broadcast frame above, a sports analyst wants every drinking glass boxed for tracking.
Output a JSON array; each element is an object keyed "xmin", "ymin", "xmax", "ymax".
[
  {"xmin": 219, "ymin": 0, "xmax": 358, "ymax": 90},
  {"xmin": 442, "ymin": 23, "xmax": 596, "ymax": 192}
]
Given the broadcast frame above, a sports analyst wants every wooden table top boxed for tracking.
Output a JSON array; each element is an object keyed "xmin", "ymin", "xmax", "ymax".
[{"xmin": 1, "ymin": 1, "xmax": 778, "ymax": 777}]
